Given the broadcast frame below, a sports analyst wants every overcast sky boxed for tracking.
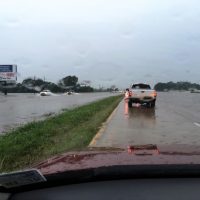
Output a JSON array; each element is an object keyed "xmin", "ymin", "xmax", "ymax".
[{"xmin": 0, "ymin": 0, "xmax": 200, "ymax": 88}]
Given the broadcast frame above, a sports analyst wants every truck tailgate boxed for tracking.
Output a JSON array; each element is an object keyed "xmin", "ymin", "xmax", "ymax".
[{"xmin": 131, "ymin": 89, "xmax": 154, "ymax": 97}]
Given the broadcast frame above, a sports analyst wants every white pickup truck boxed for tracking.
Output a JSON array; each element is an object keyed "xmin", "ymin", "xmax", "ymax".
[{"xmin": 125, "ymin": 83, "xmax": 157, "ymax": 108}]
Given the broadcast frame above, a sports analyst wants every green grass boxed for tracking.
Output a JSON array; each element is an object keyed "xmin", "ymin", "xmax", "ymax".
[{"xmin": 0, "ymin": 95, "xmax": 122, "ymax": 172}]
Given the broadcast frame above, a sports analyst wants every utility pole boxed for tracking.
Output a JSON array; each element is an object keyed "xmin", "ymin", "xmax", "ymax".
[
  {"xmin": 34, "ymin": 76, "xmax": 36, "ymax": 95},
  {"xmin": 4, "ymin": 81, "xmax": 7, "ymax": 95}
]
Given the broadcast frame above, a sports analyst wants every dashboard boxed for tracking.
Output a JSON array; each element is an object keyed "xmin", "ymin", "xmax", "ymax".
[{"xmin": 11, "ymin": 178, "xmax": 200, "ymax": 200}]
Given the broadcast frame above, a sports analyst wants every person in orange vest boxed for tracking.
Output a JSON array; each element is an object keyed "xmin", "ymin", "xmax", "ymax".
[{"xmin": 125, "ymin": 88, "xmax": 130, "ymax": 99}]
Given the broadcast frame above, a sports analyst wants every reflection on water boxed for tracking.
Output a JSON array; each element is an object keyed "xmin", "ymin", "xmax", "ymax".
[
  {"xmin": 93, "ymin": 93, "xmax": 200, "ymax": 148},
  {"xmin": 124, "ymin": 100, "xmax": 156, "ymax": 128},
  {"xmin": 0, "ymin": 93, "xmax": 116, "ymax": 134}
]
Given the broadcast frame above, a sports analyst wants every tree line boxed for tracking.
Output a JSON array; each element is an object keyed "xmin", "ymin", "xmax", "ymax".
[
  {"xmin": 154, "ymin": 81, "xmax": 200, "ymax": 91},
  {"xmin": 0, "ymin": 76, "xmax": 94, "ymax": 93},
  {"xmin": 0, "ymin": 75, "xmax": 119, "ymax": 93}
]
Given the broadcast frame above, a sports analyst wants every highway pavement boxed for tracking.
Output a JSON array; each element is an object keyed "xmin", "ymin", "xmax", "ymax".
[{"xmin": 90, "ymin": 92, "xmax": 200, "ymax": 149}]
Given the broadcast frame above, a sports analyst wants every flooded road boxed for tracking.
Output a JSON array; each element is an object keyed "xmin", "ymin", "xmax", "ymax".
[
  {"xmin": 90, "ymin": 92, "xmax": 200, "ymax": 148},
  {"xmin": 0, "ymin": 92, "xmax": 117, "ymax": 133}
]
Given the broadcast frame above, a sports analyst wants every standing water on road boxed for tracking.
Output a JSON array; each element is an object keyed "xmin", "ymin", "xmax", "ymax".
[
  {"xmin": 0, "ymin": 92, "xmax": 117, "ymax": 134},
  {"xmin": 90, "ymin": 91, "xmax": 200, "ymax": 148}
]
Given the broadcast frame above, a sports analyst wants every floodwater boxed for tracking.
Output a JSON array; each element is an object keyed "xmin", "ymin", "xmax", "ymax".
[
  {"xmin": 90, "ymin": 91, "xmax": 200, "ymax": 148},
  {"xmin": 0, "ymin": 92, "xmax": 118, "ymax": 134}
]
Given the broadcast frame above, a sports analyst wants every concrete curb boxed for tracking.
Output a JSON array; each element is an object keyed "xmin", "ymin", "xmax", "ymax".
[{"xmin": 89, "ymin": 102, "xmax": 120, "ymax": 147}]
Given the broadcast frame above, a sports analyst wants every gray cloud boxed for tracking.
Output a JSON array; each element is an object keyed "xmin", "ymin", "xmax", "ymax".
[{"xmin": 0, "ymin": 0, "xmax": 200, "ymax": 88}]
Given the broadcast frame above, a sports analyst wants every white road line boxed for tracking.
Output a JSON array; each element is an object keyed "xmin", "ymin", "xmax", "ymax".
[{"xmin": 194, "ymin": 122, "xmax": 200, "ymax": 128}]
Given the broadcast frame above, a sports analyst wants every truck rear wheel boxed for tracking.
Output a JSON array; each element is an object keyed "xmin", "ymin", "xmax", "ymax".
[
  {"xmin": 149, "ymin": 100, "xmax": 155, "ymax": 108},
  {"xmin": 151, "ymin": 100, "xmax": 155, "ymax": 108},
  {"xmin": 146, "ymin": 100, "xmax": 155, "ymax": 108},
  {"xmin": 128, "ymin": 100, "xmax": 132, "ymax": 108}
]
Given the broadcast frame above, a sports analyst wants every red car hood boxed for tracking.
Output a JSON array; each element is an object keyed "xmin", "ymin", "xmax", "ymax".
[{"xmin": 35, "ymin": 144, "xmax": 200, "ymax": 175}]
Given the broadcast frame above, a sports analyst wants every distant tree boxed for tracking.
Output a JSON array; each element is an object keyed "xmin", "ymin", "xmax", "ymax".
[
  {"xmin": 4, "ymin": 83, "xmax": 35, "ymax": 93},
  {"xmin": 22, "ymin": 77, "xmax": 46, "ymax": 92},
  {"xmin": 22, "ymin": 78, "xmax": 44, "ymax": 86},
  {"xmin": 106, "ymin": 85, "xmax": 118, "ymax": 92},
  {"xmin": 110, "ymin": 85, "xmax": 116, "ymax": 90},
  {"xmin": 58, "ymin": 76, "xmax": 78, "ymax": 87},
  {"xmin": 47, "ymin": 82, "xmax": 64, "ymax": 93},
  {"xmin": 115, "ymin": 88, "xmax": 119, "ymax": 91},
  {"xmin": 77, "ymin": 86, "xmax": 94, "ymax": 93}
]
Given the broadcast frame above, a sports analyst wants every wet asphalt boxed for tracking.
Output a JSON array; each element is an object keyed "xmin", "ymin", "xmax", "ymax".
[{"xmin": 90, "ymin": 92, "xmax": 200, "ymax": 148}]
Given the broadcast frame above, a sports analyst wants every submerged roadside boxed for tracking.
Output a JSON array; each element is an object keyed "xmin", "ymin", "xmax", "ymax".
[{"xmin": 0, "ymin": 95, "xmax": 123, "ymax": 172}]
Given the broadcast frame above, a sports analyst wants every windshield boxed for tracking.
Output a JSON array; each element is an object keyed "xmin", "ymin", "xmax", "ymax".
[
  {"xmin": 132, "ymin": 84, "xmax": 151, "ymax": 89},
  {"xmin": 0, "ymin": 0, "xmax": 200, "ymax": 179}
]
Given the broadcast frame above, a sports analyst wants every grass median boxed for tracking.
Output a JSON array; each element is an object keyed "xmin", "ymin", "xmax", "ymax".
[{"xmin": 0, "ymin": 95, "xmax": 122, "ymax": 172}]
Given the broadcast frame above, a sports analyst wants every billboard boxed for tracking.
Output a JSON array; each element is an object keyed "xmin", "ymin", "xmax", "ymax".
[{"xmin": 0, "ymin": 65, "xmax": 17, "ymax": 83}]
